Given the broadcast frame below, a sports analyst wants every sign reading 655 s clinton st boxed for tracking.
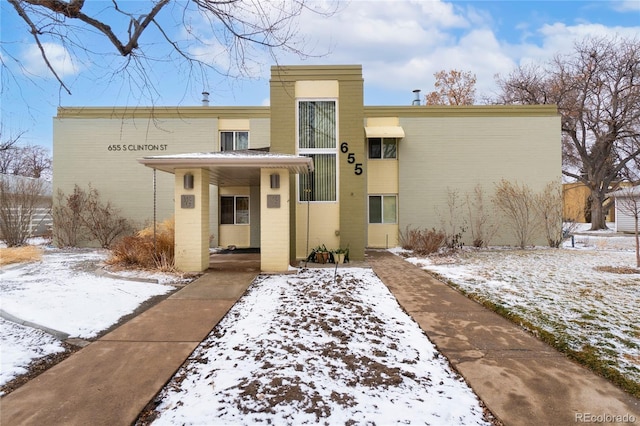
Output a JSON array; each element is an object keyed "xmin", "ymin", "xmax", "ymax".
[{"xmin": 107, "ymin": 144, "xmax": 169, "ymax": 152}]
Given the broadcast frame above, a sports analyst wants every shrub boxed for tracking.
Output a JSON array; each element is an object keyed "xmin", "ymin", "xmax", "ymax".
[
  {"xmin": 0, "ymin": 245, "xmax": 42, "ymax": 266},
  {"xmin": 0, "ymin": 175, "xmax": 49, "ymax": 247},
  {"xmin": 83, "ymin": 186, "xmax": 133, "ymax": 248},
  {"xmin": 437, "ymin": 188, "xmax": 466, "ymax": 250},
  {"xmin": 399, "ymin": 225, "xmax": 446, "ymax": 255},
  {"xmin": 493, "ymin": 179, "xmax": 539, "ymax": 249},
  {"xmin": 465, "ymin": 184, "xmax": 499, "ymax": 248},
  {"xmin": 52, "ymin": 185, "xmax": 88, "ymax": 247},
  {"xmin": 534, "ymin": 182, "xmax": 565, "ymax": 248},
  {"xmin": 53, "ymin": 184, "xmax": 132, "ymax": 248},
  {"xmin": 108, "ymin": 218, "xmax": 175, "ymax": 271}
]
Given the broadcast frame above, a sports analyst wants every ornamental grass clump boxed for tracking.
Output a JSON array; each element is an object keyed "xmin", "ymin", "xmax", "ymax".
[
  {"xmin": 0, "ymin": 245, "xmax": 42, "ymax": 266},
  {"xmin": 108, "ymin": 218, "xmax": 175, "ymax": 271}
]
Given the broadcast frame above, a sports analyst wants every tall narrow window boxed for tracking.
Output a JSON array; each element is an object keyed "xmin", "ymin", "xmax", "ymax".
[
  {"xmin": 220, "ymin": 131, "xmax": 249, "ymax": 151},
  {"xmin": 298, "ymin": 101, "xmax": 337, "ymax": 201}
]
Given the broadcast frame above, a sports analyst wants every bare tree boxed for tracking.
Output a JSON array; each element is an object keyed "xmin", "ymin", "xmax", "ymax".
[
  {"xmin": 0, "ymin": 174, "xmax": 50, "ymax": 246},
  {"xmin": 5, "ymin": 0, "xmax": 337, "ymax": 99},
  {"xmin": 495, "ymin": 35, "xmax": 640, "ymax": 230},
  {"xmin": 425, "ymin": 69, "xmax": 477, "ymax": 105},
  {"xmin": 0, "ymin": 143, "xmax": 52, "ymax": 178},
  {"xmin": 613, "ymin": 186, "xmax": 640, "ymax": 267},
  {"xmin": 0, "ymin": 126, "xmax": 25, "ymax": 152}
]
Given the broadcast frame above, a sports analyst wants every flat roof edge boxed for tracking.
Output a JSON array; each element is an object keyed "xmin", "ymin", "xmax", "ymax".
[
  {"xmin": 56, "ymin": 106, "xmax": 271, "ymax": 119},
  {"xmin": 364, "ymin": 104, "xmax": 558, "ymax": 117}
]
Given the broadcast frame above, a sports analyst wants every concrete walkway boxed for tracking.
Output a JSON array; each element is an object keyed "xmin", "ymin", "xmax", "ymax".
[
  {"xmin": 2, "ymin": 251, "xmax": 639, "ymax": 425},
  {"xmin": 367, "ymin": 250, "xmax": 640, "ymax": 426},
  {"xmin": 0, "ymin": 271, "xmax": 257, "ymax": 426}
]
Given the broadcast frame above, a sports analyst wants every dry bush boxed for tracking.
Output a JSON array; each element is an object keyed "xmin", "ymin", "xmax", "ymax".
[
  {"xmin": 0, "ymin": 245, "xmax": 42, "ymax": 266},
  {"xmin": 83, "ymin": 186, "xmax": 133, "ymax": 248},
  {"xmin": 493, "ymin": 179, "xmax": 539, "ymax": 249},
  {"xmin": 535, "ymin": 182, "xmax": 565, "ymax": 248},
  {"xmin": 53, "ymin": 184, "xmax": 132, "ymax": 248},
  {"xmin": 108, "ymin": 218, "xmax": 175, "ymax": 271},
  {"xmin": 465, "ymin": 184, "xmax": 499, "ymax": 248},
  {"xmin": 399, "ymin": 225, "xmax": 445, "ymax": 255},
  {"xmin": 52, "ymin": 185, "xmax": 89, "ymax": 247},
  {"xmin": 437, "ymin": 188, "xmax": 466, "ymax": 250},
  {"xmin": 0, "ymin": 175, "xmax": 49, "ymax": 247},
  {"xmin": 399, "ymin": 225, "xmax": 421, "ymax": 250},
  {"xmin": 594, "ymin": 266, "xmax": 639, "ymax": 275}
]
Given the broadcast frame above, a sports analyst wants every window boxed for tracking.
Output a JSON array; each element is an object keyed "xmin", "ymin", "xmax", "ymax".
[
  {"xmin": 220, "ymin": 131, "xmax": 249, "ymax": 151},
  {"xmin": 368, "ymin": 138, "xmax": 397, "ymax": 159},
  {"xmin": 220, "ymin": 196, "xmax": 249, "ymax": 224},
  {"xmin": 369, "ymin": 195, "xmax": 397, "ymax": 224},
  {"xmin": 298, "ymin": 101, "xmax": 337, "ymax": 202}
]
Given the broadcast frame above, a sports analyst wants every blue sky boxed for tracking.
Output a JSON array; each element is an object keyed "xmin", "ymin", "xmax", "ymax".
[{"xmin": 1, "ymin": 0, "xmax": 639, "ymax": 151}]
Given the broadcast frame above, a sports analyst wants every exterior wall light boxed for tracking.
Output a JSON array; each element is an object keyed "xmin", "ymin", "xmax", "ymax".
[
  {"xmin": 270, "ymin": 173, "xmax": 280, "ymax": 189},
  {"xmin": 184, "ymin": 173, "xmax": 194, "ymax": 189}
]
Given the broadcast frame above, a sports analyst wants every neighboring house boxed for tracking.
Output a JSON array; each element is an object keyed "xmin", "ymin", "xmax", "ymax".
[
  {"xmin": 53, "ymin": 65, "xmax": 561, "ymax": 272},
  {"xmin": 610, "ymin": 185, "xmax": 640, "ymax": 233},
  {"xmin": 0, "ymin": 173, "xmax": 53, "ymax": 239},
  {"xmin": 563, "ymin": 182, "xmax": 630, "ymax": 223}
]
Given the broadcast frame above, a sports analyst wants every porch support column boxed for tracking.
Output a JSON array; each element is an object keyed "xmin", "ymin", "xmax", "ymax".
[
  {"xmin": 260, "ymin": 168, "xmax": 290, "ymax": 272},
  {"xmin": 174, "ymin": 168, "xmax": 210, "ymax": 272}
]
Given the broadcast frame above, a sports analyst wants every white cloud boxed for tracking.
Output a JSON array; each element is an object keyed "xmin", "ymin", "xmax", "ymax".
[
  {"xmin": 515, "ymin": 23, "xmax": 640, "ymax": 67},
  {"xmin": 162, "ymin": 0, "xmax": 640, "ymax": 104},
  {"xmin": 22, "ymin": 42, "xmax": 80, "ymax": 78},
  {"xmin": 612, "ymin": 0, "xmax": 640, "ymax": 12}
]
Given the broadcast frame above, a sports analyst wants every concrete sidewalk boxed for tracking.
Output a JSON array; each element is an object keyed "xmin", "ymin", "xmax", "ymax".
[
  {"xmin": 0, "ymin": 271, "xmax": 256, "ymax": 426},
  {"xmin": 367, "ymin": 250, "xmax": 640, "ymax": 426},
  {"xmin": 2, "ymin": 251, "xmax": 639, "ymax": 426}
]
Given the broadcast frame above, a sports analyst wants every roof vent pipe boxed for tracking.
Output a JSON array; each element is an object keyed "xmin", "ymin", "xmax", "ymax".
[
  {"xmin": 412, "ymin": 89, "xmax": 421, "ymax": 106},
  {"xmin": 202, "ymin": 91, "xmax": 210, "ymax": 107}
]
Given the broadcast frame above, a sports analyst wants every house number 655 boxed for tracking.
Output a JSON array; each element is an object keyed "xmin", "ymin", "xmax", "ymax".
[{"xmin": 340, "ymin": 142, "xmax": 363, "ymax": 175}]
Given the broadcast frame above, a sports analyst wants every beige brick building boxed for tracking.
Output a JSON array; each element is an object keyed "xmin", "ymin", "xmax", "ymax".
[{"xmin": 53, "ymin": 65, "xmax": 561, "ymax": 272}]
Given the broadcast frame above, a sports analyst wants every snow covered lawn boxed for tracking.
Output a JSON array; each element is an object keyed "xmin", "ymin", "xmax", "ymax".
[
  {"xmin": 401, "ymin": 231, "xmax": 640, "ymax": 392},
  {"xmin": 0, "ymin": 248, "xmax": 179, "ymax": 388},
  {"xmin": 150, "ymin": 268, "xmax": 491, "ymax": 425}
]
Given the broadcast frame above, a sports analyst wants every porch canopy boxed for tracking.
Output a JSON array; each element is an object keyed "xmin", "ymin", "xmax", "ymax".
[
  {"xmin": 137, "ymin": 150, "xmax": 313, "ymax": 273},
  {"xmin": 137, "ymin": 150, "xmax": 314, "ymax": 186}
]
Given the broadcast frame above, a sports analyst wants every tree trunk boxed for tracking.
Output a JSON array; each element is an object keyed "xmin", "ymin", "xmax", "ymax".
[
  {"xmin": 589, "ymin": 190, "xmax": 608, "ymax": 230},
  {"xmin": 635, "ymin": 219, "xmax": 639, "ymax": 268}
]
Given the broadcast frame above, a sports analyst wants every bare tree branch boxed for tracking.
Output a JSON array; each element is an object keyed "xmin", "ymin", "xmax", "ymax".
[
  {"xmin": 5, "ymin": 0, "xmax": 336, "ymax": 101},
  {"xmin": 495, "ymin": 35, "xmax": 640, "ymax": 230}
]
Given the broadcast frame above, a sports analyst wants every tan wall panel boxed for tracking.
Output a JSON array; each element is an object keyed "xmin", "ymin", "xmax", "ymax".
[
  {"xmin": 250, "ymin": 118, "xmax": 270, "ymax": 149},
  {"xmin": 53, "ymin": 117, "xmax": 218, "ymax": 242},
  {"xmin": 368, "ymin": 224, "xmax": 399, "ymax": 248},
  {"xmin": 174, "ymin": 168, "xmax": 210, "ymax": 272},
  {"xmin": 218, "ymin": 119, "xmax": 250, "ymax": 130},
  {"xmin": 295, "ymin": 203, "xmax": 340, "ymax": 259},
  {"xmin": 295, "ymin": 81, "xmax": 339, "ymax": 98},
  {"xmin": 219, "ymin": 225, "xmax": 250, "ymax": 247},
  {"xmin": 260, "ymin": 169, "xmax": 290, "ymax": 271},
  {"xmin": 337, "ymin": 76, "xmax": 366, "ymax": 260},
  {"xmin": 367, "ymin": 161, "xmax": 398, "ymax": 194},
  {"xmin": 398, "ymin": 115, "xmax": 561, "ymax": 246}
]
